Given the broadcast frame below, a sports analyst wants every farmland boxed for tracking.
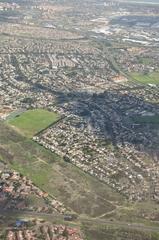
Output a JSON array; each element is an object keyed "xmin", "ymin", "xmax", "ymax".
[{"xmin": 7, "ymin": 109, "xmax": 59, "ymax": 138}]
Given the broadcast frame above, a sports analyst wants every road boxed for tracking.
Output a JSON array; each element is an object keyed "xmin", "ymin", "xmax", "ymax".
[{"xmin": 1, "ymin": 209, "xmax": 159, "ymax": 233}]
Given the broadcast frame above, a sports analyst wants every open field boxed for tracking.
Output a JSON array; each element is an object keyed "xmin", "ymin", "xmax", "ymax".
[
  {"xmin": 0, "ymin": 121, "xmax": 123, "ymax": 218},
  {"xmin": 130, "ymin": 72, "xmax": 159, "ymax": 85},
  {"xmin": 82, "ymin": 223, "xmax": 159, "ymax": 240},
  {"xmin": 7, "ymin": 109, "xmax": 59, "ymax": 138},
  {"xmin": 1, "ymin": 122, "xmax": 159, "ymax": 225},
  {"xmin": 1, "ymin": 122, "xmax": 159, "ymax": 239},
  {"xmin": 132, "ymin": 115, "xmax": 159, "ymax": 124},
  {"xmin": 139, "ymin": 57, "xmax": 153, "ymax": 65}
]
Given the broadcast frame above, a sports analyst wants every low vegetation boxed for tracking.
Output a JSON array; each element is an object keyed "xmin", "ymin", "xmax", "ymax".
[
  {"xmin": 7, "ymin": 109, "xmax": 59, "ymax": 138},
  {"xmin": 82, "ymin": 223, "xmax": 159, "ymax": 240},
  {"xmin": 0, "ymin": 121, "xmax": 122, "ymax": 218},
  {"xmin": 130, "ymin": 72, "xmax": 159, "ymax": 85},
  {"xmin": 133, "ymin": 115, "xmax": 159, "ymax": 124}
]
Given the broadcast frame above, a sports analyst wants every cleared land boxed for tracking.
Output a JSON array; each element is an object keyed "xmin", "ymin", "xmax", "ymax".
[
  {"xmin": 130, "ymin": 72, "xmax": 159, "ymax": 85},
  {"xmin": 7, "ymin": 109, "xmax": 59, "ymax": 137}
]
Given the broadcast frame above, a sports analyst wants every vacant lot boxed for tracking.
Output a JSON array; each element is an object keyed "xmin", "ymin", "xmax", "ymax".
[
  {"xmin": 7, "ymin": 109, "xmax": 59, "ymax": 137},
  {"xmin": 130, "ymin": 72, "xmax": 159, "ymax": 85},
  {"xmin": 0, "ymin": 121, "xmax": 123, "ymax": 218}
]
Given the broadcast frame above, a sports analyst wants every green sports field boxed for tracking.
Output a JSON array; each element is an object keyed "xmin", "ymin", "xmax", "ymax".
[
  {"xmin": 130, "ymin": 71, "xmax": 159, "ymax": 85},
  {"xmin": 7, "ymin": 109, "xmax": 59, "ymax": 137}
]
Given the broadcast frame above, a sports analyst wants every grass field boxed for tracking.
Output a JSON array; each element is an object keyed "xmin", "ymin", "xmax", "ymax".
[
  {"xmin": 133, "ymin": 115, "xmax": 159, "ymax": 124},
  {"xmin": 1, "ymin": 122, "xmax": 159, "ymax": 239},
  {"xmin": 82, "ymin": 223, "xmax": 159, "ymax": 240},
  {"xmin": 0, "ymin": 121, "xmax": 123, "ymax": 218},
  {"xmin": 130, "ymin": 72, "xmax": 159, "ymax": 85},
  {"xmin": 138, "ymin": 57, "xmax": 153, "ymax": 65},
  {"xmin": 7, "ymin": 109, "xmax": 59, "ymax": 137}
]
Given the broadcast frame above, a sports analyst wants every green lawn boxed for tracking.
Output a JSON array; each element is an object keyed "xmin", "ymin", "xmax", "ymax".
[
  {"xmin": 7, "ymin": 109, "xmax": 59, "ymax": 137},
  {"xmin": 130, "ymin": 72, "xmax": 159, "ymax": 85}
]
